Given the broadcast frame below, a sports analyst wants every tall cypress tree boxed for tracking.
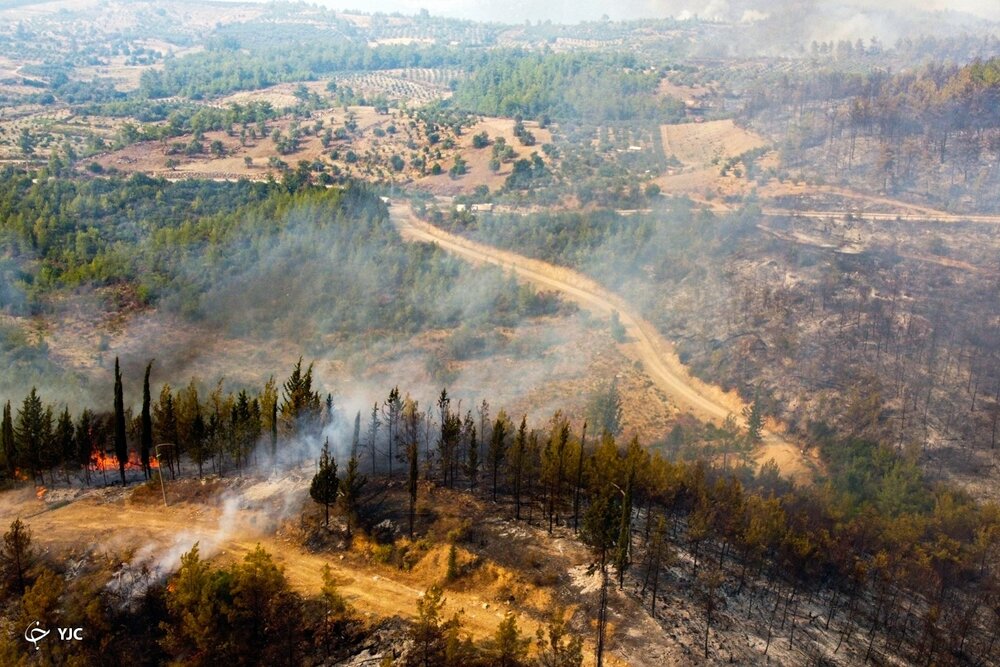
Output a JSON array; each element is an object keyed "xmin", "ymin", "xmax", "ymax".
[
  {"xmin": 113, "ymin": 357, "xmax": 127, "ymax": 485},
  {"xmin": 140, "ymin": 360, "xmax": 154, "ymax": 479},
  {"xmin": 1, "ymin": 401, "xmax": 14, "ymax": 479}
]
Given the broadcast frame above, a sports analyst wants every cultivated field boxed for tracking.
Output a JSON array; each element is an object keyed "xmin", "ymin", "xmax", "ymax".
[
  {"xmin": 654, "ymin": 119, "xmax": 773, "ymax": 199},
  {"xmin": 660, "ymin": 119, "xmax": 767, "ymax": 168}
]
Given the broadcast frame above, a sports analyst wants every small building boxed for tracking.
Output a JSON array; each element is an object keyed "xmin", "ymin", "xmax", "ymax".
[{"xmin": 471, "ymin": 203, "xmax": 494, "ymax": 213}]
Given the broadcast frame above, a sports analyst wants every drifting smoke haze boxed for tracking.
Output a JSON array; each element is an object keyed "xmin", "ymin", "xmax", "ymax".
[
  {"xmin": 109, "ymin": 412, "xmax": 361, "ymax": 605},
  {"xmin": 2, "ymin": 190, "xmax": 597, "ymax": 448},
  {"xmin": 321, "ymin": 0, "xmax": 1000, "ymax": 34}
]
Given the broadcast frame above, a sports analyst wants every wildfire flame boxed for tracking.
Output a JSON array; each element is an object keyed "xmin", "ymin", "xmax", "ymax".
[
  {"xmin": 89, "ymin": 450, "xmax": 161, "ymax": 472},
  {"xmin": 36, "ymin": 486, "xmax": 46, "ymax": 500}
]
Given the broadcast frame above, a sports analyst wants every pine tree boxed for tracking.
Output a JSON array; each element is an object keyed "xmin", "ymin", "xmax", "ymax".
[
  {"xmin": 228, "ymin": 546, "xmax": 303, "ymax": 665},
  {"xmin": 15, "ymin": 388, "xmax": 51, "ymax": 484},
  {"xmin": 162, "ymin": 544, "xmax": 230, "ymax": 662},
  {"xmin": 544, "ymin": 416, "xmax": 570, "ymax": 533},
  {"xmin": 446, "ymin": 544, "xmax": 459, "ymax": 582},
  {"xmin": 407, "ymin": 438, "xmax": 419, "ymax": 538},
  {"xmin": 587, "ymin": 380, "xmax": 622, "ymax": 437},
  {"xmin": 191, "ymin": 408, "xmax": 208, "ymax": 478},
  {"xmin": 491, "ymin": 612, "xmax": 529, "ymax": 667},
  {"xmin": 270, "ymin": 399, "xmax": 278, "ymax": 462},
  {"xmin": 573, "ymin": 422, "xmax": 587, "ymax": 533},
  {"xmin": 582, "ymin": 470, "xmax": 621, "ymax": 667},
  {"xmin": 642, "ymin": 514, "xmax": 672, "ymax": 618},
  {"xmin": 260, "ymin": 376, "xmax": 278, "ymax": 464},
  {"xmin": 113, "ymin": 358, "xmax": 127, "ymax": 485},
  {"xmin": 351, "ymin": 411, "xmax": 361, "ymax": 458},
  {"xmin": 1, "ymin": 518, "xmax": 33, "ymax": 596},
  {"xmin": 698, "ymin": 567, "xmax": 723, "ymax": 660},
  {"xmin": 383, "ymin": 387, "xmax": 402, "ymax": 476},
  {"xmin": 743, "ymin": 392, "xmax": 764, "ymax": 445},
  {"xmin": 153, "ymin": 385, "xmax": 178, "ymax": 465},
  {"xmin": 74, "ymin": 409, "xmax": 94, "ymax": 485},
  {"xmin": 465, "ymin": 422, "xmax": 479, "ymax": 491},
  {"xmin": 613, "ymin": 468, "xmax": 635, "ymax": 590},
  {"xmin": 403, "ymin": 396, "xmax": 421, "ymax": 537},
  {"xmin": 367, "ymin": 402, "xmax": 381, "ymax": 474},
  {"xmin": 339, "ymin": 453, "xmax": 367, "ymax": 540},
  {"xmin": 411, "ymin": 585, "xmax": 448, "ymax": 667},
  {"xmin": 55, "ymin": 408, "xmax": 74, "ymax": 484},
  {"xmin": 1, "ymin": 401, "xmax": 14, "ymax": 479},
  {"xmin": 140, "ymin": 361, "xmax": 153, "ymax": 479},
  {"xmin": 310, "ymin": 439, "xmax": 339, "ymax": 527},
  {"xmin": 20, "ymin": 566, "xmax": 63, "ymax": 644},
  {"xmin": 524, "ymin": 431, "xmax": 541, "ymax": 524},
  {"xmin": 511, "ymin": 417, "xmax": 527, "ymax": 520},
  {"xmin": 436, "ymin": 389, "xmax": 456, "ymax": 486},
  {"xmin": 318, "ymin": 564, "xmax": 350, "ymax": 659},
  {"xmin": 535, "ymin": 607, "xmax": 584, "ymax": 667},
  {"xmin": 443, "ymin": 412, "xmax": 462, "ymax": 488},
  {"xmin": 488, "ymin": 411, "xmax": 510, "ymax": 502},
  {"xmin": 281, "ymin": 357, "xmax": 321, "ymax": 436}
]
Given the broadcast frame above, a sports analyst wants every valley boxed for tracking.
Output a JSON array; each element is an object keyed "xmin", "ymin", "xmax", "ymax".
[{"xmin": 0, "ymin": 2, "xmax": 999, "ymax": 666}]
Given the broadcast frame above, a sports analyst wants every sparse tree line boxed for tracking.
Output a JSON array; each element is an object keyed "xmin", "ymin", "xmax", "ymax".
[
  {"xmin": 0, "ymin": 356, "xmax": 336, "ymax": 487},
  {"xmin": 728, "ymin": 241, "xmax": 1000, "ymax": 460},
  {"xmin": 308, "ymin": 381, "xmax": 999, "ymax": 665},
  {"xmin": 743, "ymin": 57, "xmax": 1000, "ymax": 210}
]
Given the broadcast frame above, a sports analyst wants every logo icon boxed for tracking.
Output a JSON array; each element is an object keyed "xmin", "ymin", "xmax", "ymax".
[{"xmin": 24, "ymin": 621, "xmax": 49, "ymax": 650}]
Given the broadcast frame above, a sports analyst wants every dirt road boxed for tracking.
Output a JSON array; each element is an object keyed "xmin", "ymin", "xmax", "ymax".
[
  {"xmin": 10, "ymin": 488, "xmax": 531, "ymax": 643},
  {"xmin": 761, "ymin": 206, "xmax": 1000, "ymax": 225},
  {"xmin": 4, "ymin": 481, "xmax": 663, "ymax": 667},
  {"xmin": 392, "ymin": 205, "xmax": 815, "ymax": 482}
]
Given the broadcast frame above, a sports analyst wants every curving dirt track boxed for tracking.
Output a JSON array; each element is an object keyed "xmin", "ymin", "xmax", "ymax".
[
  {"xmin": 3, "ymin": 480, "xmax": 664, "ymax": 667},
  {"xmin": 392, "ymin": 205, "xmax": 816, "ymax": 483},
  {"xmin": 8, "ymin": 488, "xmax": 533, "ymax": 646}
]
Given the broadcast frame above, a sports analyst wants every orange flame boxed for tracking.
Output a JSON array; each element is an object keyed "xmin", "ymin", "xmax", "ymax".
[
  {"xmin": 89, "ymin": 450, "xmax": 161, "ymax": 472},
  {"xmin": 36, "ymin": 486, "xmax": 47, "ymax": 500}
]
